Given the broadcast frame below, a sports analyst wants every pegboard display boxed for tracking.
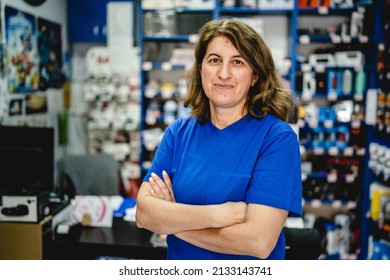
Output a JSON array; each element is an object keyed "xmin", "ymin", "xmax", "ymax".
[{"xmin": 82, "ymin": 46, "xmax": 142, "ymax": 197}]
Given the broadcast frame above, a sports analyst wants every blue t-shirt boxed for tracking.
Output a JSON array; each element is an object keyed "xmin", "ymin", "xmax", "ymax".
[{"xmin": 144, "ymin": 114, "xmax": 302, "ymax": 259}]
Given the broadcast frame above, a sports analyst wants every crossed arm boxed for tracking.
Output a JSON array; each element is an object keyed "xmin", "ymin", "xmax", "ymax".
[{"xmin": 135, "ymin": 171, "xmax": 288, "ymax": 259}]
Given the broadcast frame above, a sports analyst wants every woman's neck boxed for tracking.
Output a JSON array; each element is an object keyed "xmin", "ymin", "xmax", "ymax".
[{"xmin": 210, "ymin": 107, "xmax": 247, "ymax": 129}]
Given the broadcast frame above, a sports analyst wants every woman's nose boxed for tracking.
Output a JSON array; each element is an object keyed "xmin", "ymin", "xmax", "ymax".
[{"xmin": 218, "ymin": 62, "xmax": 231, "ymax": 80}]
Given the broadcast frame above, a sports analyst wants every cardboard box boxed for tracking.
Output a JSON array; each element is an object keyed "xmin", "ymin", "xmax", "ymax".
[{"xmin": 0, "ymin": 215, "xmax": 52, "ymax": 260}]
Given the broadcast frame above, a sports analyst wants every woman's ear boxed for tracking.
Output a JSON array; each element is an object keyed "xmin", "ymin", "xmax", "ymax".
[{"xmin": 252, "ymin": 75, "xmax": 259, "ymax": 86}]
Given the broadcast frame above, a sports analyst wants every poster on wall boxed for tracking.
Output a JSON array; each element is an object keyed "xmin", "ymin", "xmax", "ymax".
[
  {"xmin": 26, "ymin": 94, "xmax": 47, "ymax": 115},
  {"xmin": 38, "ymin": 17, "xmax": 63, "ymax": 90},
  {"xmin": 8, "ymin": 96, "xmax": 24, "ymax": 116},
  {"xmin": 5, "ymin": 6, "xmax": 39, "ymax": 93}
]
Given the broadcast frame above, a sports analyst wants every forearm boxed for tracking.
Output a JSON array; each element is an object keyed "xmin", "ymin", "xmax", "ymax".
[
  {"xmin": 175, "ymin": 204, "xmax": 288, "ymax": 259},
  {"xmin": 136, "ymin": 182, "xmax": 245, "ymax": 234},
  {"xmin": 136, "ymin": 196, "xmax": 219, "ymax": 234},
  {"xmin": 176, "ymin": 223, "xmax": 266, "ymax": 258}
]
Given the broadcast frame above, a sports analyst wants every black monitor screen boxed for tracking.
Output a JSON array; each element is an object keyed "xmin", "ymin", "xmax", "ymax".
[{"xmin": 0, "ymin": 125, "xmax": 54, "ymax": 194}]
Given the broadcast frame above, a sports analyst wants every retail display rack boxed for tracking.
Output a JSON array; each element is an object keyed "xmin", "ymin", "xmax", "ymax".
[
  {"xmin": 134, "ymin": 0, "xmax": 387, "ymax": 260},
  {"xmin": 66, "ymin": 0, "xmax": 389, "ymax": 260}
]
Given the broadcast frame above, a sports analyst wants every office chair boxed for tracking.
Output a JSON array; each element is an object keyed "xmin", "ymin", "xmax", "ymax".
[
  {"xmin": 61, "ymin": 153, "xmax": 123, "ymax": 197},
  {"xmin": 284, "ymin": 227, "xmax": 322, "ymax": 260}
]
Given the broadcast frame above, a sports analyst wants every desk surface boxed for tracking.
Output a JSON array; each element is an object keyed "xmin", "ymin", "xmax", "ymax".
[
  {"xmin": 54, "ymin": 219, "xmax": 167, "ymax": 260},
  {"xmin": 52, "ymin": 221, "xmax": 321, "ymax": 260}
]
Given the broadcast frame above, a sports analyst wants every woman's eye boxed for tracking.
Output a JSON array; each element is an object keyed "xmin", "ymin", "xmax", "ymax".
[
  {"xmin": 233, "ymin": 60, "xmax": 243, "ymax": 65},
  {"xmin": 210, "ymin": 58, "xmax": 220, "ymax": 64}
]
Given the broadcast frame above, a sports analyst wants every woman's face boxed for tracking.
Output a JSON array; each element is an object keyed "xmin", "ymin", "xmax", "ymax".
[{"xmin": 200, "ymin": 36, "xmax": 257, "ymax": 113}]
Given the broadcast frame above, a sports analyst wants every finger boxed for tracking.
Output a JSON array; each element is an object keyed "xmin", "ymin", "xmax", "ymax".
[
  {"xmin": 148, "ymin": 176, "xmax": 165, "ymax": 199},
  {"xmin": 150, "ymin": 188, "xmax": 158, "ymax": 198},
  {"xmin": 162, "ymin": 170, "xmax": 172, "ymax": 188},
  {"xmin": 162, "ymin": 170, "xmax": 175, "ymax": 201},
  {"xmin": 151, "ymin": 172, "xmax": 172, "ymax": 200}
]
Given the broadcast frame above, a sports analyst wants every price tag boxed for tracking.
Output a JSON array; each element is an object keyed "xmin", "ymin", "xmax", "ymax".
[
  {"xmin": 331, "ymin": 200, "xmax": 342, "ymax": 209},
  {"xmin": 302, "ymin": 91, "xmax": 313, "ymax": 101},
  {"xmin": 327, "ymin": 173, "xmax": 337, "ymax": 183},
  {"xmin": 342, "ymin": 35, "xmax": 351, "ymax": 43},
  {"xmin": 347, "ymin": 201, "xmax": 357, "ymax": 209},
  {"xmin": 343, "ymin": 147, "xmax": 354, "ymax": 157},
  {"xmin": 330, "ymin": 34, "xmax": 341, "ymax": 44},
  {"xmin": 351, "ymin": 120, "xmax": 361, "ymax": 129},
  {"xmin": 142, "ymin": 61, "xmax": 153, "ymax": 71},
  {"xmin": 345, "ymin": 174, "xmax": 356, "ymax": 183},
  {"xmin": 318, "ymin": 6, "xmax": 329, "ymax": 15},
  {"xmin": 327, "ymin": 92, "xmax": 338, "ymax": 101},
  {"xmin": 161, "ymin": 62, "xmax": 173, "ymax": 71},
  {"xmin": 313, "ymin": 147, "xmax": 325, "ymax": 155},
  {"xmin": 188, "ymin": 34, "xmax": 199, "ymax": 43},
  {"xmin": 359, "ymin": 35, "xmax": 369, "ymax": 43},
  {"xmin": 357, "ymin": 148, "xmax": 366, "ymax": 156},
  {"xmin": 328, "ymin": 147, "xmax": 339, "ymax": 156},
  {"xmin": 323, "ymin": 120, "xmax": 334, "ymax": 128},
  {"xmin": 145, "ymin": 88, "xmax": 157, "ymax": 98},
  {"xmin": 311, "ymin": 199, "xmax": 322, "ymax": 208},
  {"xmin": 354, "ymin": 93, "xmax": 363, "ymax": 101},
  {"xmin": 299, "ymin": 35, "xmax": 310, "ymax": 45}
]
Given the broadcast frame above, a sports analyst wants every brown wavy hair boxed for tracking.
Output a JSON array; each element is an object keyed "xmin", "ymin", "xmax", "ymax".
[{"xmin": 184, "ymin": 18, "xmax": 294, "ymax": 123}]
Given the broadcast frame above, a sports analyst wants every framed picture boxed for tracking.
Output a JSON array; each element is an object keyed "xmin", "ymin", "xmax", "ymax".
[
  {"xmin": 5, "ymin": 6, "xmax": 39, "ymax": 93},
  {"xmin": 26, "ymin": 94, "xmax": 47, "ymax": 115},
  {"xmin": 8, "ymin": 96, "xmax": 24, "ymax": 116},
  {"xmin": 38, "ymin": 17, "xmax": 63, "ymax": 90}
]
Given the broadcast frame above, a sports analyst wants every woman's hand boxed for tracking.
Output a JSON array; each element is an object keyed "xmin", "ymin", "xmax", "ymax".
[
  {"xmin": 148, "ymin": 171, "xmax": 175, "ymax": 202},
  {"xmin": 215, "ymin": 201, "xmax": 247, "ymax": 227},
  {"xmin": 148, "ymin": 171, "xmax": 247, "ymax": 227}
]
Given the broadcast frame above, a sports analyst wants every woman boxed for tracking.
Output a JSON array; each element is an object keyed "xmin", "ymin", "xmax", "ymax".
[{"xmin": 136, "ymin": 18, "xmax": 302, "ymax": 260}]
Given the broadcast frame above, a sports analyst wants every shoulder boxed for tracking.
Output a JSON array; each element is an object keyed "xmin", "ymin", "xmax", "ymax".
[
  {"xmin": 165, "ymin": 116, "xmax": 197, "ymax": 135},
  {"xmin": 259, "ymin": 114, "xmax": 296, "ymax": 137},
  {"xmin": 168, "ymin": 116, "xmax": 196, "ymax": 128},
  {"xmin": 254, "ymin": 115, "xmax": 299, "ymax": 151}
]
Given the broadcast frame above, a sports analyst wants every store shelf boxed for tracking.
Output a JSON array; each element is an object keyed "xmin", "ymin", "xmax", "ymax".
[
  {"xmin": 219, "ymin": 7, "xmax": 294, "ymax": 14},
  {"xmin": 136, "ymin": 0, "xmax": 386, "ymax": 260},
  {"xmin": 142, "ymin": 35, "xmax": 196, "ymax": 42}
]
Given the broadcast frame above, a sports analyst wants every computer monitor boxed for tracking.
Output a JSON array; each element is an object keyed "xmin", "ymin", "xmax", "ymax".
[{"xmin": 0, "ymin": 125, "xmax": 54, "ymax": 194}]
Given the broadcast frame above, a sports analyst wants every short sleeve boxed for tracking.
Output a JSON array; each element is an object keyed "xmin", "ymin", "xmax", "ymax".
[
  {"xmin": 143, "ymin": 123, "xmax": 176, "ymax": 181},
  {"xmin": 246, "ymin": 129, "xmax": 302, "ymax": 217}
]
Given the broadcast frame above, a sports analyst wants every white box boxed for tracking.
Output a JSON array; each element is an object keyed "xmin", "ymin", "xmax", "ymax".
[{"xmin": 0, "ymin": 192, "xmax": 50, "ymax": 223}]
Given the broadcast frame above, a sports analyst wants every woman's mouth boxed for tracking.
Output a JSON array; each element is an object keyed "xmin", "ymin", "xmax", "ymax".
[{"xmin": 215, "ymin": 83, "xmax": 234, "ymax": 90}]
